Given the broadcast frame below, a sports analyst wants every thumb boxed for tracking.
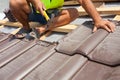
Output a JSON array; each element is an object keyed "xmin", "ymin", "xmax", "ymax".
[
  {"xmin": 93, "ymin": 26, "xmax": 97, "ymax": 33},
  {"xmin": 42, "ymin": 5, "xmax": 46, "ymax": 11}
]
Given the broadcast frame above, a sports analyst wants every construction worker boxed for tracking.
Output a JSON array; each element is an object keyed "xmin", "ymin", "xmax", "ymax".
[{"xmin": 9, "ymin": 0, "xmax": 115, "ymax": 39}]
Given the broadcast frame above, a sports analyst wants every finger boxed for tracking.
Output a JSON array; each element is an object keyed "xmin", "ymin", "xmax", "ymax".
[
  {"xmin": 106, "ymin": 23, "xmax": 115, "ymax": 32},
  {"xmin": 38, "ymin": 6, "xmax": 45, "ymax": 16},
  {"xmin": 40, "ymin": 9, "xmax": 45, "ymax": 16},
  {"xmin": 42, "ymin": 5, "xmax": 46, "ymax": 11},
  {"xmin": 104, "ymin": 25, "xmax": 111, "ymax": 32},
  {"xmin": 93, "ymin": 26, "xmax": 97, "ymax": 33}
]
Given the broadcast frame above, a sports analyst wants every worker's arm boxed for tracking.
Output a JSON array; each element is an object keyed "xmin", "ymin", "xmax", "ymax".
[
  {"xmin": 27, "ymin": 0, "xmax": 45, "ymax": 15},
  {"xmin": 77, "ymin": 0, "xmax": 115, "ymax": 32}
]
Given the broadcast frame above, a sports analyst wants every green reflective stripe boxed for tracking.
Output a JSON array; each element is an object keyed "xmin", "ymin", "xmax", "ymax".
[
  {"xmin": 49, "ymin": 0, "xmax": 64, "ymax": 9},
  {"xmin": 41, "ymin": 0, "xmax": 50, "ymax": 10},
  {"xmin": 36, "ymin": 0, "xmax": 64, "ymax": 13},
  {"xmin": 41, "ymin": 0, "xmax": 64, "ymax": 9}
]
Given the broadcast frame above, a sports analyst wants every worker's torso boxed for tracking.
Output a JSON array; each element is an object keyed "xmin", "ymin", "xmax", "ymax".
[{"xmin": 41, "ymin": 0, "xmax": 64, "ymax": 10}]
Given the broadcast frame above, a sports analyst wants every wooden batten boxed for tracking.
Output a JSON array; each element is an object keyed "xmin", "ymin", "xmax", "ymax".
[
  {"xmin": 0, "ymin": 19, "xmax": 78, "ymax": 33},
  {"xmin": 92, "ymin": 0, "xmax": 119, "ymax": 2},
  {"xmin": 40, "ymin": 31, "xmax": 52, "ymax": 40},
  {"xmin": 0, "ymin": 25, "xmax": 4, "ymax": 29},
  {"xmin": 11, "ymin": 27, "xmax": 21, "ymax": 35},
  {"xmin": 53, "ymin": 24, "xmax": 78, "ymax": 33},
  {"xmin": 64, "ymin": 1, "xmax": 105, "ymax": 6},
  {"xmin": 64, "ymin": 1, "xmax": 79, "ymax": 6},
  {"xmin": 113, "ymin": 15, "xmax": 120, "ymax": 21},
  {"xmin": 0, "ymin": 18, "xmax": 41, "ymax": 28},
  {"xmin": 77, "ymin": 6, "xmax": 120, "ymax": 16},
  {"xmin": 64, "ymin": 0, "xmax": 119, "ymax": 2},
  {"xmin": 64, "ymin": 0, "xmax": 119, "ymax": 6}
]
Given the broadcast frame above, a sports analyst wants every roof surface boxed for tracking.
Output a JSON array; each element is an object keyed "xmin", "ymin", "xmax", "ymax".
[
  {"xmin": 0, "ymin": 1, "xmax": 120, "ymax": 80},
  {"xmin": 0, "ymin": 20, "xmax": 120, "ymax": 80}
]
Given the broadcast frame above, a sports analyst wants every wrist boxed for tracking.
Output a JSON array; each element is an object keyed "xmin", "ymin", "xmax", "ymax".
[{"xmin": 93, "ymin": 16, "xmax": 102, "ymax": 23}]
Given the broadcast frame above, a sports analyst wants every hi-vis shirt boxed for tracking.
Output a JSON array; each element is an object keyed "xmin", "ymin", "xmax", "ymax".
[{"xmin": 41, "ymin": 0, "xmax": 64, "ymax": 10}]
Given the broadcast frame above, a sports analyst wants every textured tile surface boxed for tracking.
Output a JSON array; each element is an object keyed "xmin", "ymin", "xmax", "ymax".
[{"xmin": 0, "ymin": 20, "xmax": 120, "ymax": 80}]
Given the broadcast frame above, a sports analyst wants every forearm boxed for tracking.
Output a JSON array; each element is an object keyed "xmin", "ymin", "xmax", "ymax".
[{"xmin": 77, "ymin": 0, "xmax": 102, "ymax": 23}]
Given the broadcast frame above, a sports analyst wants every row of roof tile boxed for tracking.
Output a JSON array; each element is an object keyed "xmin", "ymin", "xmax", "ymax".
[{"xmin": 0, "ymin": 21, "xmax": 120, "ymax": 80}]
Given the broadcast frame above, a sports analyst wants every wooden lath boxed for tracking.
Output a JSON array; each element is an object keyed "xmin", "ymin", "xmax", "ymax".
[
  {"xmin": 0, "ymin": 25, "xmax": 4, "ymax": 29},
  {"xmin": 113, "ymin": 15, "xmax": 120, "ymax": 21},
  {"xmin": 0, "ymin": 18, "xmax": 41, "ymax": 28},
  {"xmin": 92, "ymin": 0, "xmax": 119, "ymax": 2},
  {"xmin": 64, "ymin": 1, "xmax": 105, "ymax": 8},
  {"xmin": 0, "ymin": 19, "xmax": 78, "ymax": 33},
  {"xmin": 64, "ymin": 0, "xmax": 119, "ymax": 2},
  {"xmin": 64, "ymin": 0, "xmax": 119, "ymax": 6},
  {"xmin": 77, "ymin": 6, "xmax": 120, "ymax": 16}
]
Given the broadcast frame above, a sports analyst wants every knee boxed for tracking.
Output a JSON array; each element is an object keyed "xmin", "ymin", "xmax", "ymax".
[
  {"xmin": 69, "ymin": 8, "xmax": 79, "ymax": 18},
  {"xmin": 63, "ymin": 8, "xmax": 79, "ymax": 23},
  {"xmin": 10, "ymin": 0, "xmax": 23, "ymax": 9},
  {"xmin": 64, "ymin": 8, "xmax": 79, "ymax": 18}
]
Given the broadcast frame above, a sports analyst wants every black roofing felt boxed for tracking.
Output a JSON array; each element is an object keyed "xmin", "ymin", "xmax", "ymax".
[{"xmin": 0, "ymin": 21, "xmax": 120, "ymax": 80}]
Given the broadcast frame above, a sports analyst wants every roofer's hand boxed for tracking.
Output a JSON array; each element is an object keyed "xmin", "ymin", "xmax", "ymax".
[
  {"xmin": 34, "ymin": 1, "xmax": 46, "ymax": 16},
  {"xmin": 93, "ymin": 19, "xmax": 115, "ymax": 33}
]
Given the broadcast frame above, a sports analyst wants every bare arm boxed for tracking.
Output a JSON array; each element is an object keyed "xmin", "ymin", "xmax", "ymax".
[{"xmin": 77, "ymin": 0, "xmax": 115, "ymax": 32}]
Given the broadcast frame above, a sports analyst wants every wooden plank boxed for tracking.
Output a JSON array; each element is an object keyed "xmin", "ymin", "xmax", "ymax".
[
  {"xmin": 77, "ymin": 6, "xmax": 120, "ymax": 16},
  {"xmin": 92, "ymin": 0, "xmax": 119, "ymax": 2},
  {"xmin": 0, "ymin": 19, "xmax": 78, "ymax": 33},
  {"xmin": 64, "ymin": 1, "xmax": 79, "ymax": 6},
  {"xmin": 65, "ymin": 0, "xmax": 119, "ymax": 2},
  {"xmin": 0, "ymin": 18, "xmax": 41, "ymax": 28},
  {"xmin": 11, "ymin": 27, "xmax": 21, "ymax": 35},
  {"xmin": 53, "ymin": 24, "xmax": 78, "ymax": 33},
  {"xmin": 93, "ymin": 2, "xmax": 105, "ymax": 8},
  {"xmin": 40, "ymin": 31, "xmax": 52, "ymax": 40},
  {"xmin": 64, "ymin": 0, "xmax": 119, "ymax": 6},
  {"xmin": 0, "ymin": 25, "xmax": 4, "ymax": 29},
  {"xmin": 113, "ymin": 15, "xmax": 120, "ymax": 21},
  {"xmin": 64, "ymin": 1, "xmax": 105, "ymax": 7},
  {"xmin": 39, "ymin": 24, "xmax": 78, "ymax": 40}
]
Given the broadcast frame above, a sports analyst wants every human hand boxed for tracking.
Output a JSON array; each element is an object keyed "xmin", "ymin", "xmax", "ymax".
[
  {"xmin": 34, "ymin": 1, "xmax": 46, "ymax": 16},
  {"xmin": 93, "ymin": 19, "xmax": 115, "ymax": 33}
]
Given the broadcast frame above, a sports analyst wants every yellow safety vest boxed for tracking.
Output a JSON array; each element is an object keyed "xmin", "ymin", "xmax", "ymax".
[{"xmin": 41, "ymin": 0, "xmax": 64, "ymax": 10}]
